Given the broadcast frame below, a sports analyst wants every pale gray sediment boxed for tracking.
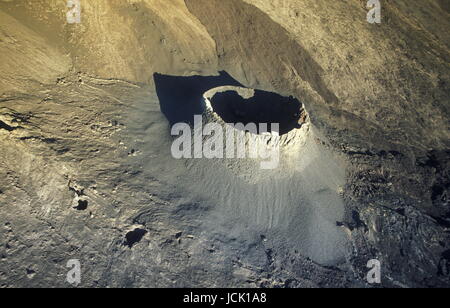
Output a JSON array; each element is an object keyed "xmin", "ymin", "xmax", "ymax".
[{"xmin": 171, "ymin": 85, "xmax": 350, "ymax": 265}]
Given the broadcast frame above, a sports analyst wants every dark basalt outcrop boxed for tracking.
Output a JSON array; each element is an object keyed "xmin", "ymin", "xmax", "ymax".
[{"xmin": 0, "ymin": 0, "xmax": 448, "ymax": 288}]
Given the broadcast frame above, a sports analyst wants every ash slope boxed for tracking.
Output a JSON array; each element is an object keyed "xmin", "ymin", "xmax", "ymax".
[{"xmin": 0, "ymin": 0, "xmax": 449, "ymax": 288}]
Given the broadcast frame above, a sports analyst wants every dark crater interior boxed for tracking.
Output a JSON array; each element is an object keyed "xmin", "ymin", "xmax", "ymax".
[
  {"xmin": 210, "ymin": 90, "xmax": 303, "ymax": 135},
  {"xmin": 153, "ymin": 71, "xmax": 304, "ymax": 135}
]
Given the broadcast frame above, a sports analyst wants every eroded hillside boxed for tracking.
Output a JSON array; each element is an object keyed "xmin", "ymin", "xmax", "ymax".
[{"xmin": 0, "ymin": 0, "xmax": 449, "ymax": 287}]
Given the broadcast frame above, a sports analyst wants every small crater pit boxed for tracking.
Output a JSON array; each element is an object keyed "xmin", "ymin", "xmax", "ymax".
[
  {"xmin": 74, "ymin": 200, "xmax": 88, "ymax": 211},
  {"xmin": 124, "ymin": 228, "xmax": 148, "ymax": 248},
  {"xmin": 26, "ymin": 268, "xmax": 36, "ymax": 279}
]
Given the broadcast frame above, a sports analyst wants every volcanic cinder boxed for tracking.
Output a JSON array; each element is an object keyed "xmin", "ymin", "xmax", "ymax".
[{"xmin": 0, "ymin": 0, "xmax": 449, "ymax": 288}]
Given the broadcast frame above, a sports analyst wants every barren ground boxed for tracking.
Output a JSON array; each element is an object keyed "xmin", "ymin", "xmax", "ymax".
[{"xmin": 0, "ymin": 0, "xmax": 449, "ymax": 287}]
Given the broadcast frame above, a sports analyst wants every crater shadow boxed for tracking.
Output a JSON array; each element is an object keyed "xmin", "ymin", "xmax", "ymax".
[
  {"xmin": 154, "ymin": 71, "xmax": 243, "ymax": 126},
  {"xmin": 210, "ymin": 89, "xmax": 303, "ymax": 135}
]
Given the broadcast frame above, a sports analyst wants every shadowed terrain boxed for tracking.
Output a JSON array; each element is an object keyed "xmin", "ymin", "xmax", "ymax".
[
  {"xmin": 154, "ymin": 71, "xmax": 242, "ymax": 126},
  {"xmin": 0, "ymin": 0, "xmax": 449, "ymax": 288}
]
